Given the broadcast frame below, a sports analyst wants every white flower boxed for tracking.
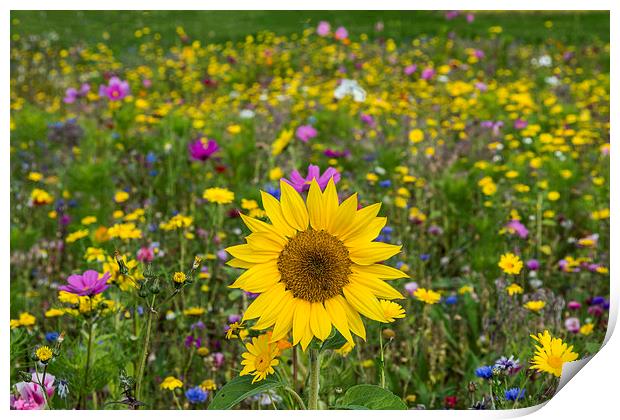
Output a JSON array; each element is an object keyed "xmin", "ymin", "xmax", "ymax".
[{"xmin": 334, "ymin": 79, "xmax": 367, "ymax": 102}]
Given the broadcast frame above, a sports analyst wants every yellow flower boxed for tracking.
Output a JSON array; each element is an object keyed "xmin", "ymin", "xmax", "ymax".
[
  {"xmin": 35, "ymin": 346, "xmax": 53, "ymax": 362},
  {"xmin": 28, "ymin": 171, "xmax": 44, "ymax": 182},
  {"xmin": 408, "ymin": 128, "xmax": 424, "ymax": 143},
  {"xmin": 31, "ymin": 188, "xmax": 54, "ymax": 205},
  {"xmin": 506, "ymin": 283, "xmax": 524, "ymax": 296},
  {"xmin": 269, "ymin": 167, "xmax": 283, "ymax": 181},
  {"xmin": 183, "ymin": 307, "xmax": 205, "ymax": 316},
  {"xmin": 84, "ymin": 247, "xmax": 106, "ymax": 262},
  {"xmin": 547, "ymin": 191, "xmax": 560, "ymax": 201},
  {"xmin": 45, "ymin": 308, "xmax": 65, "ymax": 318},
  {"xmin": 227, "ymin": 124, "xmax": 241, "ymax": 134},
  {"xmin": 458, "ymin": 285, "xmax": 473, "ymax": 295},
  {"xmin": 160, "ymin": 214, "xmax": 193, "ymax": 231},
  {"xmin": 81, "ymin": 216, "xmax": 97, "ymax": 225},
  {"xmin": 498, "ymin": 253, "xmax": 523, "ymax": 275},
  {"xmin": 107, "ymin": 223, "xmax": 142, "ymax": 240},
  {"xmin": 114, "ymin": 190, "xmax": 130, "ymax": 203},
  {"xmin": 414, "ymin": 288, "xmax": 441, "ymax": 305},
  {"xmin": 226, "ymin": 179, "xmax": 407, "ymax": 350},
  {"xmin": 160, "ymin": 376, "xmax": 183, "ymax": 390},
  {"xmin": 380, "ymin": 300, "xmax": 405, "ymax": 322},
  {"xmin": 580, "ymin": 323, "xmax": 594, "ymax": 336},
  {"xmin": 524, "ymin": 300, "xmax": 546, "ymax": 312},
  {"xmin": 203, "ymin": 187, "xmax": 234, "ymax": 204},
  {"xmin": 200, "ymin": 379, "xmax": 217, "ymax": 391},
  {"xmin": 66, "ymin": 229, "xmax": 89, "ymax": 243},
  {"xmin": 173, "ymin": 272, "xmax": 187, "ymax": 284},
  {"xmin": 530, "ymin": 330, "xmax": 578, "ymax": 377},
  {"xmin": 197, "ymin": 347, "xmax": 210, "ymax": 357},
  {"xmin": 18, "ymin": 312, "xmax": 36, "ymax": 327},
  {"xmin": 239, "ymin": 333, "xmax": 280, "ymax": 383}
]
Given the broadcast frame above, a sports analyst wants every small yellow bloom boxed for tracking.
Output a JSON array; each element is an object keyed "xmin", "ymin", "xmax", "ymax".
[
  {"xmin": 183, "ymin": 307, "xmax": 205, "ymax": 316},
  {"xmin": 408, "ymin": 128, "xmax": 424, "ymax": 143},
  {"xmin": 197, "ymin": 346, "xmax": 210, "ymax": 357},
  {"xmin": 547, "ymin": 191, "xmax": 560, "ymax": 201},
  {"xmin": 239, "ymin": 333, "xmax": 280, "ymax": 383},
  {"xmin": 380, "ymin": 300, "xmax": 405, "ymax": 322},
  {"xmin": 114, "ymin": 190, "xmax": 130, "ymax": 203},
  {"xmin": 45, "ymin": 308, "xmax": 65, "ymax": 318},
  {"xmin": 524, "ymin": 300, "xmax": 546, "ymax": 312},
  {"xmin": 35, "ymin": 346, "xmax": 54, "ymax": 362},
  {"xmin": 580, "ymin": 323, "xmax": 594, "ymax": 336},
  {"xmin": 160, "ymin": 376, "xmax": 183, "ymax": 390},
  {"xmin": 66, "ymin": 229, "xmax": 89, "ymax": 243},
  {"xmin": 203, "ymin": 187, "xmax": 234, "ymax": 204},
  {"xmin": 498, "ymin": 253, "xmax": 523, "ymax": 275},
  {"xmin": 173, "ymin": 272, "xmax": 186, "ymax": 284},
  {"xmin": 506, "ymin": 283, "xmax": 524, "ymax": 296},
  {"xmin": 200, "ymin": 379, "xmax": 217, "ymax": 391},
  {"xmin": 81, "ymin": 216, "xmax": 97, "ymax": 225},
  {"xmin": 414, "ymin": 288, "xmax": 441, "ymax": 305}
]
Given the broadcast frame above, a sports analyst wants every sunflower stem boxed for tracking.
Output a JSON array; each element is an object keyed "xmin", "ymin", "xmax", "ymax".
[{"xmin": 307, "ymin": 349, "xmax": 321, "ymax": 410}]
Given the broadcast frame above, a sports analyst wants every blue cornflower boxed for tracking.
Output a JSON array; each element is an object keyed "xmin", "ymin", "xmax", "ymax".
[
  {"xmin": 45, "ymin": 332, "xmax": 60, "ymax": 342},
  {"xmin": 379, "ymin": 180, "xmax": 392, "ymax": 188},
  {"xmin": 444, "ymin": 296, "xmax": 458, "ymax": 305},
  {"xmin": 591, "ymin": 296, "xmax": 605, "ymax": 305},
  {"xmin": 186, "ymin": 386, "xmax": 208, "ymax": 404},
  {"xmin": 146, "ymin": 151, "xmax": 157, "ymax": 164},
  {"xmin": 420, "ymin": 253, "xmax": 431, "ymax": 261},
  {"xmin": 504, "ymin": 388, "xmax": 525, "ymax": 401},
  {"xmin": 475, "ymin": 366, "xmax": 493, "ymax": 379},
  {"xmin": 266, "ymin": 186, "xmax": 281, "ymax": 200}
]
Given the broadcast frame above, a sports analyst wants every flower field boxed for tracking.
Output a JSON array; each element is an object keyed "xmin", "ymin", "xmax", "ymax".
[{"xmin": 9, "ymin": 10, "xmax": 610, "ymax": 410}]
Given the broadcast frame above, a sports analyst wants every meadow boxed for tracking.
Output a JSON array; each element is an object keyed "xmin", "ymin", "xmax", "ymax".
[{"xmin": 9, "ymin": 10, "xmax": 610, "ymax": 410}]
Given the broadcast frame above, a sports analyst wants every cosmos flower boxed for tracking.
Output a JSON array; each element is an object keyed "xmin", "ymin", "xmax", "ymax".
[
  {"xmin": 240, "ymin": 333, "xmax": 280, "ymax": 383},
  {"xmin": 59, "ymin": 270, "xmax": 110, "ymax": 296},
  {"xmin": 529, "ymin": 330, "xmax": 578, "ymax": 377},
  {"xmin": 282, "ymin": 164, "xmax": 340, "ymax": 193},
  {"xmin": 295, "ymin": 125, "xmax": 318, "ymax": 143},
  {"xmin": 316, "ymin": 21, "xmax": 330, "ymax": 36},
  {"xmin": 63, "ymin": 83, "xmax": 90, "ymax": 104},
  {"xmin": 505, "ymin": 219, "xmax": 529, "ymax": 239},
  {"xmin": 226, "ymin": 179, "xmax": 407, "ymax": 349},
  {"xmin": 98, "ymin": 77, "xmax": 130, "ymax": 101},
  {"xmin": 188, "ymin": 137, "xmax": 220, "ymax": 161},
  {"xmin": 334, "ymin": 26, "xmax": 348, "ymax": 40}
]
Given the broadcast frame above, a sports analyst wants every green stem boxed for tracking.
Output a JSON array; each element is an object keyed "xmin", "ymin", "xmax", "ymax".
[
  {"xmin": 80, "ymin": 319, "xmax": 94, "ymax": 409},
  {"xmin": 284, "ymin": 386, "xmax": 306, "ymax": 410},
  {"xmin": 379, "ymin": 328, "xmax": 386, "ymax": 389},
  {"xmin": 307, "ymin": 349, "xmax": 321, "ymax": 410},
  {"xmin": 135, "ymin": 296, "xmax": 156, "ymax": 403}
]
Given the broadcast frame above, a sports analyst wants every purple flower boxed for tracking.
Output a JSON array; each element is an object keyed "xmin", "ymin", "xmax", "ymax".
[
  {"xmin": 421, "ymin": 67, "xmax": 435, "ymax": 80},
  {"xmin": 63, "ymin": 83, "xmax": 90, "ymax": 104},
  {"xmin": 404, "ymin": 282, "xmax": 419, "ymax": 296},
  {"xmin": 526, "ymin": 259, "xmax": 540, "ymax": 271},
  {"xmin": 404, "ymin": 64, "xmax": 417, "ymax": 76},
  {"xmin": 59, "ymin": 270, "xmax": 110, "ymax": 296},
  {"xmin": 466, "ymin": 13, "xmax": 475, "ymax": 23},
  {"xmin": 185, "ymin": 335, "xmax": 202, "ymax": 349},
  {"xmin": 565, "ymin": 317, "xmax": 580, "ymax": 333},
  {"xmin": 212, "ymin": 352, "xmax": 225, "ymax": 368},
  {"xmin": 494, "ymin": 356, "xmax": 521, "ymax": 375},
  {"xmin": 567, "ymin": 301, "xmax": 582, "ymax": 310},
  {"xmin": 334, "ymin": 26, "xmax": 348, "ymax": 40},
  {"xmin": 228, "ymin": 314, "xmax": 242, "ymax": 324},
  {"xmin": 360, "ymin": 113, "xmax": 376, "ymax": 127},
  {"xmin": 295, "ymin": 125, "xmax": 318, "ymax": 143},
  {"xmin": 188, "ymin": 137, "xmax": 219, "ymax": 161},
  {"xmin": 282, "ymin": 164, "xmax": 340, "ymax": 193},
  {"xmin": 316, "ymin": 21, "xmax": 330, "ymax": 36},
  {"xmin": 475, "ymin": 82, "xmax": 488, "ymax": 92},
  {"xmin": 514, "ymin": 119, "xmax": 528, "ymax": 130},
  {"xmin": 505, "ymin": 220, "xmax": 529, "ymax": 239},
  {"xmin": 324, "ymin": 148, "xmax": 349, "ymax": 158},
  {"xmin": 98, "ymin": 77, "xmax": 130, "ymax": 101}
]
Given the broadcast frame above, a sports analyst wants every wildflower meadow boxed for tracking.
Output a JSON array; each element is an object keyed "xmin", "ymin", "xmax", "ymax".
[{"xmin": 9, "ymin": 10, "xmax": 610, "ymax": 410}]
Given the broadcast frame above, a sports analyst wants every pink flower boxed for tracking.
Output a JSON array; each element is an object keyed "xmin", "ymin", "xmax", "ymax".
[
  {"xmin": 466, "ymin": 13, "xmax": 475, "ymax": 23},
  {"xmin": 11, "ymin": 373, "xmax": 56, "ymax": 410},
  {"xmin": 567, "ymin": 301, "xmax": 582, "ymax": 310},
  {"xmin": 565, "ymin": 317, "xmax": 580, "ymax": 333},
  {"xmin": 59, "ymin": 270, "xmax": 110, "ymax": 296},
  {"xmin": 295, "ymin": 125, "xmax": 318, "ymax": 143},
  {"xmin": 137, "ymin": 247, "xmax": 154, "ymax": 263},
  {"xmin": 475, "ymin": 82, "xmax": 488, "ymax": 92},
  {"xmin": 404, "ymin": 282, "xmax": 419, "ymax": 296},
  {"xmin": 316, "ymin": 21, "xmax": 331, "ymax": 36},
  {"xmin": 282, "ymin": 164, "xmax": 340, "ymax": 193},
  {"xmin": 514, "ymin": 119, "xmax": 528, "ymax": 130},
  {"xmin": 404, "ymin": 64, "xmax": 417, "ymax": 76},
  {"xmin": 98, "ymin": 77, "xmax": 130, "ymax": 101},
  {"xmin": 334, "ymin": 26, "xmax": 348, "ymax": 40},
  {"xmin": 505, "ymin": 219, "xmax": 529, "ymax": 239},
  {"xmin": 188, "ymin": 137, "xmax": 220, "ymax": 161},
  {"xmin": 421, "ymin": 67, "xmax": 435, "ymax": 80}
]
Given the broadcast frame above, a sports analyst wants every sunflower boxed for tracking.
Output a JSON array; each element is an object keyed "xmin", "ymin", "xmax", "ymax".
[
  {"xmin": 226, "ymin": 179, "xmax": 407, "ymax": 350},
  {"xmin": 529, "ymin": 330, "xmax": 579, "ymax": 377},
  {"xmin": 240, "ymin": 333, "xmax": 280, "ymax": 383}
]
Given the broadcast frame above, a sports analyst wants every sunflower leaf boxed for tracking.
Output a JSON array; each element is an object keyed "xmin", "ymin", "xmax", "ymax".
[
  {"xmin": 338, "ymin": 384, "xmax": 407, "ymax": 410},
  {"xmin": 207, "ymin": 375, "xmax": 283, "ymax": 410},
  {"xmin": 320, "ymin": 329, "xmax": 348, "ymax": 351}
]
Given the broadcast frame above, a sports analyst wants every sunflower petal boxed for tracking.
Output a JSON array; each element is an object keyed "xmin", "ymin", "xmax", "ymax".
[
  {"xmin": 324, "ymin": 297, "xmax": 354, "ymax": 344},
  {"xmin": 292, "ymin": 299, "xmax": 311, "ymax": 346},
  {"xmin": 225, "ymin": 244, "xmax": 279, "ymax": 264},
  {"xmin": 349, "ymin": 274, "xmax": 404, "ymax": 299},
  {"xmin": 352, "ymin": 264, "xmax": 410, "ymax": 280},
  {"xmin": 348, "ymin": 242, "xmax": 402, "ymax": 265},
  {"xmin": 279, "ymin": 180, "xmax": 309, "ymax": 231},
  {"xmin": 229, "ymin": 261, "xmax": 280, "ymax": 292},
  {"xmin": 306, "ymin": 180, "xmax": 325, "ymax": 230},
  {"xmin": 309, "ymin": 302, "xmax": 332, "ymax": 341},
  {"xmin": 339, "ymin": 203, "xmax": 382, "ymax": 241},
  {"xmin": 337, "ymin": 295, "xmax": 366, "ymax": 340},
  {"xmin": 270, "ymin": 293, "xmax": 295, "ymax": 342},
  {"xmin": 343, "ymin": 283, "xmax": 387, "ymax": 322},
  {"xmin": 330, "ymin": 193, "xmax": 358, "ymax": 237},
  {"xmin": 261, "ymin": 191, "xmax": 297, "ymax": 237},
  {"xmin": 243, "ymin": 284, "xmax": 284, "ymax": 321},
  {"xmin": 322, "ymin": 178, "xmax": 339, "ymax": 228}
]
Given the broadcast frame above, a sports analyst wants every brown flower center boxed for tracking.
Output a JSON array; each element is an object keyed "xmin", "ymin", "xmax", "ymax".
[{"xmin": 277, "ymin": 229, "xmax": 351, "ymax": 302}]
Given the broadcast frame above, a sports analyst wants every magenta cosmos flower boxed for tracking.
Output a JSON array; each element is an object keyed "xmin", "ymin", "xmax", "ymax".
[
  {"xmin": 334, "ymin": 26, "xmax": 348, "ymax": 40},
  {"xmin": 282, "ymin": 164, "xmax": 340, "ymax": 193},
  {"xmin": 64, "ymin": 83, "xmax": 90, "ymax": 104},
  {"xmin": 99, "ymin": 77, "xmax": 130, "ymax": 101},
  {"xmin": 11, "ymin": 372, "xmax": 55, "ymax": 410},
  {"xmin": 295, "ymin": 125, "xmax": 318, "ymax": 143},
  {"xmin": 59, "ymin": 270, "xmax": 110, "ymax": 296},
  {"xmin": 316, "ymin": 21, "xmax": 330, "ymax": 36},
  {"xmin": 188, "ymin": 137, "xmax": 220, "ymax": 161}
]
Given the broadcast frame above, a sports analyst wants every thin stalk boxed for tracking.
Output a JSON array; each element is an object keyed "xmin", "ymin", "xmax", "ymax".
[
  {"xmin": 135, "ymin": 295, "xmax": 157, "ymax": 402},
  {"xmin": 80, "ymin": 316, "xmax": 95, "ymax": 408},
  {"xmin": 379, "ymin": 328, "xmax": 386, "ymax": 389},
  {"xmin": 307, "ymin": 349, "xmax": 321, "ymax": 410},
  {"xmin": 284, "ymin": 386, "xmax": 306, "ymax": 410}
]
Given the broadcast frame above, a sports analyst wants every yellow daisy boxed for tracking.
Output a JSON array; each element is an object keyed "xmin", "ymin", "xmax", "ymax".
[
  {"xmin": 524, "ymin": 300, "xmax": 546, "ymax": 312},
  {"xmin": 226, "ymin": 179, "xmax": 408, "ymax": 350},
  {"xmin": 160, "ymin": 376, "xmax": 183, "ymax": 390},
  {"xmin": 203, "ymin": 187, "xmax": 235, "ymax": 204},
  {"xmin": 498, "ymin": 252, "xmax": 523, "ymax": 275},
  {"xmin": 530, "ymin": 330, "xmax": 578, "ymax": 377},
  {"xmin": 380, "ymin": 300, "xmax": 406, "ymax": 322},
  {"xmin": 240, "ymin": 333, "xmax": 280, "ymax": 383},
  {"xmin": 413, "ymin": 288, "xmax": 441, "ymax": 304}
]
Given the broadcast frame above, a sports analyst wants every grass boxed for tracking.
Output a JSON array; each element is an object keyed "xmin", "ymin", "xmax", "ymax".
[{"xmin": 11, "ymin": 10, "xmax": 610, "ymax": 54}]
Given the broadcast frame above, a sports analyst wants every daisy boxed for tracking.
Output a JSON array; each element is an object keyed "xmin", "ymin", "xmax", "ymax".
[
  {"xmin": 226, "ymin": 179, "xmax": 407, "ymax": 350},
  {"xmin": 240, "ymin": 333, "xmax": 280, "ymax": 383},
  {"xmin": 529, "ymin": 330, "xmax": 578, "ymax": 377}
]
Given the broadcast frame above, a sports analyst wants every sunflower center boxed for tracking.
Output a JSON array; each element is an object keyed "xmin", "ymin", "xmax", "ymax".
[
  {"xmin": 255, "ymin": 353, "xmax": 271, "ymax": 371},
  {"xmin": 278, "ymin": 229, "xmax": 352, "ymax": 302},
  {"xmin": 547, "ymin": 355, "xmax": 564, "ymax": 369}
]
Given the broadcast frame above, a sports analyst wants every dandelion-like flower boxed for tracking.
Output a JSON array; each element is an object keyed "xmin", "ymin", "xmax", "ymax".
[
  {"xmin": 498, "ymin": 253, "xmax": 523, "ymax": 275},
  {"xmin": 160, "ymin": 376, "xmax": 183, "ymax": 390},
  {"xmin": 529, "ymin": 330, "xmax": 578, "ymax": 377},
  {"xmin": 240, "ymin": 333, "xmax": 280, "ymax": 383},
  {"xmin": 413, "ymin": 288, "xmax": 441, "ymax": 304},
  {"xmin": 226, "ymin": 179, "xmax": 407, "ymax": 350},
  {"xmin": 203, "ymin": 187, "xmax": 235, "ymax": 204}
]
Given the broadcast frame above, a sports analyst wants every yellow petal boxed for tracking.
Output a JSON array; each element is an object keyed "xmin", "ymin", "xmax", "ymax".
[
  {"xmin": 226, "ymin": 258, "xmax": 255, "ymax": 269},
  {"xmin": 309, "ymin": 302, "xmax": 332, "ymax": 341},
  {"xmin": 352, "ymin": 264, "xmax": 410, "ymax": 280},
  {"xmin": 292, "ymin": 299, "xmax": 311, "ymax": 345},
  {"xmin": 322, "ymin": 178, "xmax": 339, "ymax": 228},
  {"xmin": 260, "ymin": 191, "xmax": 297, "ymax": 237},
  {"xmin": 339, "ymin": 203, "xmax": 382, "ymax": 241},
  {"xmin": 343, "ymin": 283, "xmax": 387, "ymax": 322},
  {"xmin": 279, "ymin": 180, "xmax": 309, "ymax": 231},
  {"xmin": 243, "ymin": 284, "xmax": 285, "ymax": 321},
  {"xmin": 246, "ymin": 232, "xmax": 286, "ymax": 252},
  {"xmin": 270, "ymin": 293, "xmax": 295, "ymax": 342},
  {"xmin": 345, "ymin": 217, "xmax": 387, "ymax": 247},
  {"xmin": 225, "ymin": 244, "xmax": 279, "ymax": 264},
  {"xmin": 349, "ymin": 274, "xmax": 404, "ymax": 299},
  {"xmin": 300, "ymin": 323, "xmax": 313, "ymax": 351},
  {"xmin": 239, "ymin": 213, "xmax": 281, "ymax": 236},
  {"xmin": 230, "ymin": 261, "xmax": 280, "ymax": 292},
  {"xmin": 329, "ymin": 193, "xmax": 358, "ymax": 237},
  {"xmin": 306, "ymin": 180, "xmax": 325, "ymax": 230},
  {"xmin": 337, "ymin": 295, "xmax": 366, "ymax": 340},
  {"xmin": 324, "ymin": 297, "xmax": 354, "ymax": 344},
  {"xmin": 348, "ymin": 242, "xmax": 402, "ymax": 265}
]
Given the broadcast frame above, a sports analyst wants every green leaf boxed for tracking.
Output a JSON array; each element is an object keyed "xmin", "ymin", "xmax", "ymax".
[
  {"xmin": 208, "ymin": 375, "xmax": 283, "ymax": 410},
  {"xmin": 320, "ymin": 329, "xmax": 347, "ymax": 351},
  {"xmin": 339, "ymin": 384, "xmax": 407, "ymax": 410}
]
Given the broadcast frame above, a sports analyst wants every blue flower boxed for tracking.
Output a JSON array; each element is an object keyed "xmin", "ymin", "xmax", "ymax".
[
  {"xmin": 444, "ymin": 296, "xmax": 458, "ymax": 305},
  {"xmin": 420, "ymin": 253, "xmax": 431, "ymax": 261},
  {"xmin": 475, "ymin": 366, "xmax": 493, "ymax": 379},
  {"xmin": 45, "ymin": 332, "xmax": 60, "ymax": 342},
  {"xmin": 379, "ymin": 180, "xmax": 392, "ymax": 188},
  {"xmin": 146, "ymin": 151, "xmax": 157, "ymax": 164},
  {"xmin": 266, "ymin": 186, "xmax": 281, "ymax": 200},
  {"xmin": 504, "ymin": 387, "xmax": 525, "ymax": 401},
  {"xmin": 186, "ymin": 386, "xmax": 208, "ymax": 404}
]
